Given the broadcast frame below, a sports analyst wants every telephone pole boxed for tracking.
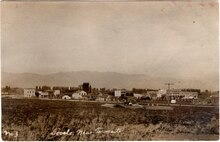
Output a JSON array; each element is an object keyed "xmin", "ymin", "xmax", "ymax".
[{"xmin": 164, "ymin": 83, "xmax": 174, "ymax": 90}]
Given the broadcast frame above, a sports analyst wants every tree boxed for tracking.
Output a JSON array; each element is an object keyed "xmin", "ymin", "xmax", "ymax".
[{"xmin": 2, "ymin": 86, "xmax": 10, "ymax": 92}]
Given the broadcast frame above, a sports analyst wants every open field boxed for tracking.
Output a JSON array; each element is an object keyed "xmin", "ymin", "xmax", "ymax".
[{"xmin": 2, "ymin": 97, "xmax": 219, "ymax": 141}]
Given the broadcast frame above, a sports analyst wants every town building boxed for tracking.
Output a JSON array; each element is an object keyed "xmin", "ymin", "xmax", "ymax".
[
  {"xmin": 114, "ymin": 89, "xmax": 126, "ymax": 97},
  {"xmin": 166, "ymin": 89, "xmax": 198, "ymax": 100},
  {"xmin": 38, "ymin": 91, "xmax": 49, "ymax": 98},
  {"xmin": 2, "ymin": 91, "xmax": 9, "ymax": 95},
  {"xmin": 209, "ymin": 91, "xmax": 219, "ymax": 105},
  {"xmin": 95, "ymin": 94, "xmax": 108, "ymax": 101},
  {"xmin": 180, "ymin": 92, "xmax": 198, "ymax": 99},
  {"xmin": 83, "ymin": 82, "xmax": 91, "ymax": 93},
  {"xmin": 24, "ymin": 88, "xmax": 36, "ymax": 97},
  {"xmin": 98, "ymin": 93, "xmax": 103, "ymax": 96}
]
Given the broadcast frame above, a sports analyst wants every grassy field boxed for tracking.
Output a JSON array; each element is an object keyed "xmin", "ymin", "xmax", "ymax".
[{"xmin": 2, "ymin": 97, "xmax": 219, "ymax": 141}]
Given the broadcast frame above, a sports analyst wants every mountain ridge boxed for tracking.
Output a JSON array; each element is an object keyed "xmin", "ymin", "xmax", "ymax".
[{"xmin": 1, "ymin": 71, "xmax": 218, "ymax": 91}]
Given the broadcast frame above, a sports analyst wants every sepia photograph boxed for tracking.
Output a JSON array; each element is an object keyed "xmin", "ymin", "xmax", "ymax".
[{"xmin": 1, "ymin": 0, "xmax": 219, "ymax": 141}]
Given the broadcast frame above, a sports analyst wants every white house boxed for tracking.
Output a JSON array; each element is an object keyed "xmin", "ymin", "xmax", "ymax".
[
  {"xmin": 72, "ymin": 90, "xmax": 87, "ymax": 99},
  {"xmin": 24, "ymin": 88, "xmax": 36, "ymax": 97},
  {"xmin": 114, "ymin": 89, "xmax": 126, "ymax": 97},
  {"xmin": 62, "ymin": 95, "xmax": 71, "ymax": 100}
]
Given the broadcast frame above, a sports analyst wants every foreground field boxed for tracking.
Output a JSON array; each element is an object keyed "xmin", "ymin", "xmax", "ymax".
[{"xmin": 2, "ymin": 98, "xmax": 219, "ymax": 141}]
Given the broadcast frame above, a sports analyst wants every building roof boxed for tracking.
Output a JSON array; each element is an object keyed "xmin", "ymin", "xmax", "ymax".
[{"xmin": 73, "ymin": 90, "xmax": 87, "ymax": 94}]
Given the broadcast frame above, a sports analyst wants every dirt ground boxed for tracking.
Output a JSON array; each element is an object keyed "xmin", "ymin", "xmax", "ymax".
[{"xmin": 2, "ymin": 97, "xmax": 219, "ymax": 141}]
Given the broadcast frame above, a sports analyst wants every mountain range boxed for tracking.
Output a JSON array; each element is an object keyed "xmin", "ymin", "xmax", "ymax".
[{"xmin": 1, "ymin": 71, "xmax": 218, "ymax": 91}]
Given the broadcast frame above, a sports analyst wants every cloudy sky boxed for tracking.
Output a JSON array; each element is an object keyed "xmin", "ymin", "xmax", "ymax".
[{"xmin": 2, "ymin": 1, "xmax": 219, "ymax": 81}]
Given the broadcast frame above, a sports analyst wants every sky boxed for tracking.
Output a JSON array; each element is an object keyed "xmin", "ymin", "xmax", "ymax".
[{"xmin": 1, "ymin": 0, "xmax": 219, "ymax": 81}]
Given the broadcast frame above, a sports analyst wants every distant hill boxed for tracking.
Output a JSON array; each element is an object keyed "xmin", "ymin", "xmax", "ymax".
[{"xmin": 1, "ymin": 71, "xmax": 218, "ymax": 90}]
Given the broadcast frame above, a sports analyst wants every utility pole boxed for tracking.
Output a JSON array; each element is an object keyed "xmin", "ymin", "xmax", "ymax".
[
  {"xmin": 164, "ymin": 83, "xmax": 174, "ymax": 105},
  {"xmin": 164, "ymin": 83, "xmax": 174, "ymax": 90}
]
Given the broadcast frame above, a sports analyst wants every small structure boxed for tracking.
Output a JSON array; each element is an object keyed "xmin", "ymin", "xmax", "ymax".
[
  {"xmin": 62, "ymin": 95, "xmax": 71, "ymax": 100},
  {"xmin": 87, "ymin": 93, "xmax": 97, "ymax": 100},
  {"xmin": 106, "ymin": 95, "xmax": 117, "ymax": 102},
  {"xmin": 146, "ymin": 89, "xmax": 159, "ymax": 100},
  {"xmin": 98, "ymin": 93, "xmax": 103, "ymax": 96},
  {"xmin": 24, "ymin": 88, "xmax": 36, "ymax": 97},
  {"xmin": 38, "ymin": 91, "xmax": 49, "ymax": 98},
  {"xmin": 106, "ymin": 95, "xmax": 112, "ymax": 101},
  {"xmin": 141, "ymin": 94, "xmax": 152, "ymax": 100},
  {"xmin": 96, "ymin": 94, "xmax": 108, "ymax": 101},
  {"xmin": 157, "ymin": 89, "xmax": 167, "ymax": 98},
  {"xmin": 133, "ymin": 93, "xmax": 143, "ymax": 99},
  {"xmin": 171, "ymin": 100, "xmax": 176, "ymax": 104},
  {"xmin": 96, "ymin": 96, "xmax": 106, "ymax": 101},
  {"xmin": 83, "ymin": 95, "xmax": 89, "ymax": 100}
]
